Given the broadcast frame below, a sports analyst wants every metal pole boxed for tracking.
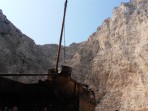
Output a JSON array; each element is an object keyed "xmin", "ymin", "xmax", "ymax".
[
  {"xmin": 0, "ymin": 74, "xmax": 50, "ymax": 76},
  {"xmin": 55, "ymin": 0, "xmax": 68, "ymax": 72}
]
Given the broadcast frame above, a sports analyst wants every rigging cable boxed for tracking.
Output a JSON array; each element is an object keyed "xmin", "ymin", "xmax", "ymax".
[{"xmin": 63, "ymin": 20, "xmax": 66, "ymax": 63}]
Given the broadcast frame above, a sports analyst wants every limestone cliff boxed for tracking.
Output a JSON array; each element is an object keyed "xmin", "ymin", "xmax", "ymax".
[
  {"xmin": 68, "ymin": 0, "xmax": 148, "ymax": 110},
  {"xmin": 0, "ymin": 9, "xmax": 83, "ymax": 81}
]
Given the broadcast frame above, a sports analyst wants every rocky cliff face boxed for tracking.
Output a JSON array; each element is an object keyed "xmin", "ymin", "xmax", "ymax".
[
  {"xmin": 0, "ymin": 9, "xmax": 83, "ymax": 81},
  {"xmin": 67, "ymin": 0, "xmax": 148, "ymax": 111},
  {"xmin": 0, "ymin": 0, "xmax": 148, "ymax": 110}
]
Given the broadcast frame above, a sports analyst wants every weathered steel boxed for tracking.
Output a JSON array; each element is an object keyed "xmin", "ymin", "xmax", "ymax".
[
  {"xmin": 0, "ymin": 66, "xmax": 96, "ymax": 111},
  {"xmin": 55, "ymin": 0, "xmax": 68, "ymax": 72},
  {"xmin": 0, "ymin": 74, "xmax": 49, "ymax": 76}
]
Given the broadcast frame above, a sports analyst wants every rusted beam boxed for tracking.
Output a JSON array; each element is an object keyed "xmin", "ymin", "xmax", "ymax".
[
  {"xmin": 55, "ymin": 0, "xmax": 68, "ymax": 72},
  {"xmin": 0, "ymin": 74, "xmax": 49, "ymax": 76}
]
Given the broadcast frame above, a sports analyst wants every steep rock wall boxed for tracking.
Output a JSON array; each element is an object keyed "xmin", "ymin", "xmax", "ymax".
[
  {"xmin": 68, "ymin": 0, "xmax": 148, "ymax": 110},
  {"xmin": 0, "ymin": 9, "xmax": 83, "ymax": 82}
]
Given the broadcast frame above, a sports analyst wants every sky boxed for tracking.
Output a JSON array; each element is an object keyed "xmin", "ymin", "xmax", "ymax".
[{"xmin": 0, "ymin": 0, "xmax": 129, "ymax": 46}]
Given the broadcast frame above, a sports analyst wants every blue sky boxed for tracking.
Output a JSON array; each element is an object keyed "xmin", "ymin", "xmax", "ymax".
[{"xmin": 0, "ymin": 0, "xmax": 129, "ymax": 45}]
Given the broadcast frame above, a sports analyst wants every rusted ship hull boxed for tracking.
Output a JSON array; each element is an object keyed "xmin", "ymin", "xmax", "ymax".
[{"xmin": 0, "ymin": 70, "xmax": 96, "ymax": 111}]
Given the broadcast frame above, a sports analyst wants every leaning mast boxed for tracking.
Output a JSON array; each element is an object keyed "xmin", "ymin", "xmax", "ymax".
[{"xmin": 55, "ymin": 0, "xmax": 68, "ymax": 72}]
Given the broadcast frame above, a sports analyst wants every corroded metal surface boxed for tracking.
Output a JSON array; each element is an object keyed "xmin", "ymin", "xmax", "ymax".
[{"xmin": 0, "ymin": 66, "xmax": 96, "ymax": 111}]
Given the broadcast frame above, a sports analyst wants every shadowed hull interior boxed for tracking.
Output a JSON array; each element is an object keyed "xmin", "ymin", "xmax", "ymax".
[{"xmin": 0, "ymin": 76, "xmax": 96, "ymax": 111}]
